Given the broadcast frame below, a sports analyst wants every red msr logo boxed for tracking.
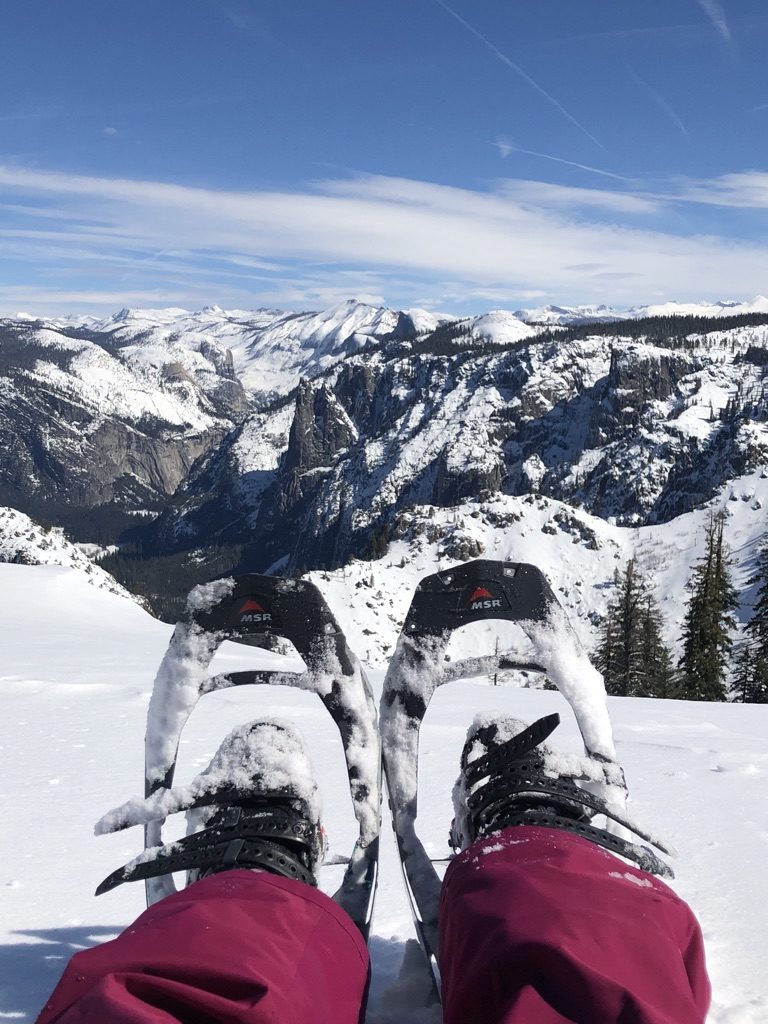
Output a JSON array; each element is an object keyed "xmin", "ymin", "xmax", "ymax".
[
  {"xmin": 465, "ymin": 585, "xmax": 502, "ymax": 612},
  {"xmin": 238, "ymin": 597, "xmax": 272, "ymax": 623}
]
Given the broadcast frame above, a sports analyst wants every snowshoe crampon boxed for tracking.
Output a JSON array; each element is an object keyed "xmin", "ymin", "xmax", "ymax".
[
  {"xmin": 380, "ymin": 560, "xmax": 632, "ymax": 995},
  {"xmin": 97, "ymin": 575, "xmax": 380, "ymax": 940}
]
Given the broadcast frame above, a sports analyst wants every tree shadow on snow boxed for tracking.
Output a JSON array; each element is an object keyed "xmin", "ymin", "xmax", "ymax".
[{"xmin": 0, "ymin": 925, "xmax": 123, "ymax": 1021}]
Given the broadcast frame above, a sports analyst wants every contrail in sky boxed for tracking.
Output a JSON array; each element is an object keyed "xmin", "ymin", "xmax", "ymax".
[
  {"xmin": 628, "ymin": 68, "xmax": 690, "ymax": 139},
  {"xmin": 433, "ymin": 0, "xmax": 607, "ymax": 152},
  {"xmin": 495, "ymin": 141, "xmax": 629, "ymax": 181},
  {"xmin": 695, "ymin": 0, "xmax": 732, "ymax": 44}
]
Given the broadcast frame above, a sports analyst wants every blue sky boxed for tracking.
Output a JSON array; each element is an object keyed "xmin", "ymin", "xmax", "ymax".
[{"xmin": 1, "ymin": 0, "xmax": 768, "ymax": 315}]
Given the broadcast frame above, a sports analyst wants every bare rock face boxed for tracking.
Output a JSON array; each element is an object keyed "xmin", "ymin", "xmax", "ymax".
[{"xmin": 586, "ymin": 346, "xmax": 696, "ymax": 447}]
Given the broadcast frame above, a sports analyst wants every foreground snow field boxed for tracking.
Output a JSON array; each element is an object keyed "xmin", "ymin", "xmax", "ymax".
[{"xmin": 1, "ymin": 564, "xmax": 767, "ymax": 1022}]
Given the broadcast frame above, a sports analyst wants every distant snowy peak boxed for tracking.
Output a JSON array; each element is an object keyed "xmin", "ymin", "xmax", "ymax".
[
  {"xmin": 468, "ymin": 310, "xmax": 541, "ymax": 343},
  {"xmin": 628, "ymin": 296, "xmax": 768, "ymax": 319},
  {"xmin": 0, "ymin": 507, "xmax": 132, "ymax": 599},
  {"xmin": 514, "ymin": 303, "xmax": 629, "ymax": 325},
  {"xmin": 236, "ymin": 300, "xmax": 453, "ymax": 392},
  {"xmin": 516, "ymin": 296, "xmax": 768, "ymax": 325}
]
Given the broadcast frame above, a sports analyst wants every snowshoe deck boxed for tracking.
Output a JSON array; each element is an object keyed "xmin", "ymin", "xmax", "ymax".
[
  {"xmin": 98, "ymin": 574, "xmax": 380, "ymax": 940},
  {"xmin": 380, "ymin": 559, "xmax": 628, "ymax": 995}
]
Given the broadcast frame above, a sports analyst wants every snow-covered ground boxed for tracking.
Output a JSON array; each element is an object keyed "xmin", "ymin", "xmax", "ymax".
[{"xmin": 1, "ymin": 563, "xmax": 766, "ymax": 1022}]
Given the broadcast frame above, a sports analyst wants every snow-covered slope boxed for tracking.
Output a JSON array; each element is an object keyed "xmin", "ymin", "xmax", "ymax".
[
  {"xmin": 0, "ymin": 507, "xmax": 131, "ymax": 598},
  {"xmin": 308, "ymin": 468, "xmax": 768, "ymax": 671},
  {"xmin": 0, "ymin": 315, "xmax": 246, "ymax": 527},
  {"xmin": 466, "ymin": 309, "xmax": 540, "ymax": 344},
  {"xmin": 1, "ymin": 562, "xmax": 766, "ymax": 1022}
]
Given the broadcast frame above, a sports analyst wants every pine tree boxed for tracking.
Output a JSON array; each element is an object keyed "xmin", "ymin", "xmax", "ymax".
[
  {"xmin": 678, "ymin": 512, "xmax": 738, "ymax": 701},
  {"xmin": 733, "ymin": 539, "xmax": 768, "ymax": 703},
  {"xmin": 636, "ymin": 594, "xmax": 674, "ymax": 698},
  {"xmin": 594, "ymin": 559, "xmax": 672, "ymax": 697},
  {"xmin": 748, "ymin": 655, "xmax": 768, "ymax": 703},
  {"xmin": 731, "ymin": 643, "xmax": 753, "ymax": 703}
]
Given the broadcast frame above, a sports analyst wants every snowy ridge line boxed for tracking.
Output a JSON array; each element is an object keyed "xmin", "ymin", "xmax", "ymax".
[{"xmin": 0, "ymin": 506, "xmax": 132, "ymax": 599}]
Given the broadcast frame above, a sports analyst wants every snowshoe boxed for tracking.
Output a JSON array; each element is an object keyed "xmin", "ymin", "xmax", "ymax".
[
  {"xmin": 451, "ymin": 711, "xmax": 673, "ymax": 877},
  {"xmin": 96, "ymin": 574, "xmax": 380, "ymax": 940},
  {"xmin": 380, "ymin": 559, "xmax": 636, "ymax": 997}
]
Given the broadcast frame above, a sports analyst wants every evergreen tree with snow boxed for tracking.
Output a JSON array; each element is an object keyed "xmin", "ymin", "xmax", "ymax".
[
  {"xmin": 677, "ymin": 511, "xmax": 738, "ymax": 702},
  {"xmin": 731, "ymin": 644, "xmax": 768, "ymax": 703},
  {"xmin": 733, "ymin": 539, "xmax": 768, "ymax": 703},
  {"xmin": 594, "ymin": 559, "xmax": 672, "ymax": 697}
]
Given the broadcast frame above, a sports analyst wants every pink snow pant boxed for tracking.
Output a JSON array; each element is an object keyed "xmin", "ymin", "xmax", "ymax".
[{"xmin": 36, "ymin": 826, "xmax": 710, "ymax": 1024}]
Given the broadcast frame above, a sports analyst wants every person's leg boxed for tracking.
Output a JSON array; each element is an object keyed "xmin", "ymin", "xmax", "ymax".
[
  {"xmin": 439, "ymin": 825, "xmax": 710, "ymax": 1024},
  {"xmin": 441, "ymin": 713, "xmax": 711, "ymax": 1024},
  {"xmin": 36, "ymin": 869, "xmax": 370, "ymax": 1024},
  {"xmin": 37, "ymin": 720, "xmax": 370, "ymax": 1024}
]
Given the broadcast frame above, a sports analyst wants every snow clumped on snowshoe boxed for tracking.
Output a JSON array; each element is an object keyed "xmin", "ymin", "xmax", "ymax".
[
  {"xmin": 96, "ymin": 720, "xmax": 326, "ymax": 895},
  {"xmin": 451, "ymin": 712, "xmax": 674, "ymax": 878}
]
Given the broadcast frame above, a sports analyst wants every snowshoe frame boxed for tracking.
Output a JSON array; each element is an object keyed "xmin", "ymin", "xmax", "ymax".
[
  {"xmin": 143, "ymin": 574, "xmax": 380, "ymax": 939},
  {"xmin": 380, "ymin": 559, "xmax": 625, "ymax": 990}
]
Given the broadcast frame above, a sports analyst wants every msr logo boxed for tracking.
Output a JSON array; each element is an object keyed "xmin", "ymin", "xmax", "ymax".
[
  {"xmin": 238, "ymin": 597, "xmax": 272, "ymax": 623},
  {"xmin": 465, "ymin": 586, "xmax": 502, "ymax": 612}
]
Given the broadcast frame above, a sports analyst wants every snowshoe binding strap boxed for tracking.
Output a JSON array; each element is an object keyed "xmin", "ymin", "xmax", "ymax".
[
  {"xmin": 97, "ymin": 802, "xmax": 321, "ymax": 895},
  {"xmin": 456, "ymin": 713, "xmax": 674, "ymax": 879}
]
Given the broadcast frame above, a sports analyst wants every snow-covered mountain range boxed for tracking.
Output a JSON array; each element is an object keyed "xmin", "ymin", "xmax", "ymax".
[
  {"xmin": 514, "ymin": 295, "xmax": 768, "ymax": 325},
  {"xmin": 1, "ymin": 295, "xmax": 767, "ymax": 617}
]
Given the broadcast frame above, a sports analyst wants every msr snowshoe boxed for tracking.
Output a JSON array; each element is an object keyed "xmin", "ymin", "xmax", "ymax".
[
  {"xmin": 96, "ymin": 573, "xmax": 380, "ymax": 941},
  {"xmin": 96, "ymin": 720, "xmax": 326, "ymax": 894},
  {"xmin": 380, "ymin": 559, "xmax": 641, "ymax": 998},
  {"xmin": 451, "ymin": 711, "xmax": 673, "ymax": 878}
]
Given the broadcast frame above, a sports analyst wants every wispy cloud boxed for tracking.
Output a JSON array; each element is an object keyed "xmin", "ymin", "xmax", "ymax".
[
  {"xmin": 627, "ymin": 68, "xmax": 689, "ymax": 139},
  {"xmin": 497, "ymin": 179, "xmax": 661, "ymax": 215},
  {"xmin": 675, "ymin": 171, "xmax": 768, "ymax": 207},
  {"xmin": 494, "ymin": 138, "xmax": 514, "ymax": 159},
  {"xmin": 432, "ymin": 0, "xmax": 607, "ymax": 152},
  {"xmin": 695, "ymin": 0, "xmax": 733, "ymax": 44},
  {"xmin": 1, "ymin": 163, "xmax": 768, "ymax": 314}
]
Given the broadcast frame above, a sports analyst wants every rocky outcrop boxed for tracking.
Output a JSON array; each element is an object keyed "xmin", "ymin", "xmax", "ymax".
[{"xmin": 586, "ymin": 346, "xmax": 696, "ymax": 447}]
